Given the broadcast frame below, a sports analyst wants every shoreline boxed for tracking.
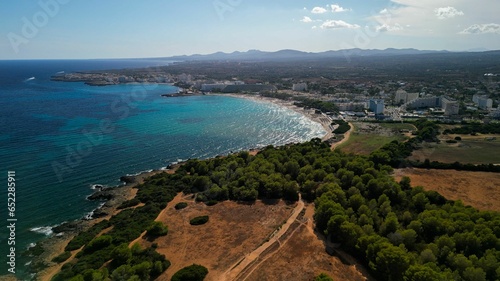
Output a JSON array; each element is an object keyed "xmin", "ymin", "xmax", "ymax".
[
  {"xmin": 34, "ymin": 168, "xmax": 174, "ymax": 281},
  {"xmin": 212, "ymin": 93, "xmax": 334, "ymax": 142},
  {"xmin": 33, "ymin": 93, "xmax": 335, "ymax": 280}
]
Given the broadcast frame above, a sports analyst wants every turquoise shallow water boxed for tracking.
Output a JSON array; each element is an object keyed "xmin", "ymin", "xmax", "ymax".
[{"xmin": 0, "ymin": 60, "xmax": 325, "ymax": 278}]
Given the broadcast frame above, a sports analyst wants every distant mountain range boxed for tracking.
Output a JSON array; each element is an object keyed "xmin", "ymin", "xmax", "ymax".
[{"xmin": 157, "ymin": 48, "xmax": 497, "ymax": 62}]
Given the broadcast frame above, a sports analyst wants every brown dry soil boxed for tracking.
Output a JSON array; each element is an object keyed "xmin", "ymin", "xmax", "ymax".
[
  {"xmin": 244, "ymin": 204, "xmax": 372, "ymax": 281},
  {"xmin": 135, "ymin": 195, "xmax": 370, "ymax": 281},
  {"xmin": 394, "ymin": 168, "xmax": 500, "ymax": 212}
]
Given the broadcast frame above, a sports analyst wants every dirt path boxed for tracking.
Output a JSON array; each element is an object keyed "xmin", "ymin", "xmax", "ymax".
[
  {"xmin": 331, "ymin": 123, "xmax": 353, "ymax": 150},
  {"xmin": 221, "ymin": 196, "xmax": 305, "ymax": 281}
]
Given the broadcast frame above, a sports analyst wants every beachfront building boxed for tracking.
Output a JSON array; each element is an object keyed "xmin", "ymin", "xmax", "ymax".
[
  {"xmin": 407, "ymin": 96, "xmax": 441, "ymax": 109},
  {"xmin": 292, "ymin": 83, "xmax": 308, "ymax": 92},
  {"xmin": 395, "ymin": 90, "xmax": 419, "ymax": 104},
  {"xmin": 369, "ymin": 99, "xmax": 385, "ymax": 115},
  {"xmin": 201, "ymin": 84, "xmax": 227, "ymax": 92},
  {"xmin": 473, "ymin": 94, "xmax": 493, "ymax": 110},
  {"xmin": 221, "ymin": 84, "xmax": 277, "ymax": 93},
  {"xmin": 441, "ymin": 96, "xmax": 460, "ymax": 115},
  {"xmin": 406, "ymin": 95, "xmax": 459, "ymax": 115},
  {"xmin": 336, "ymin": 102, "xmax": 366, "ymax": 112}
]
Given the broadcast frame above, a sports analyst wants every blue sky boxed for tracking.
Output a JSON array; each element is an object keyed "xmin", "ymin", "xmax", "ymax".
[{"xmin": 1, "ymin": 0, "xmax": 499, "ymax": 59}]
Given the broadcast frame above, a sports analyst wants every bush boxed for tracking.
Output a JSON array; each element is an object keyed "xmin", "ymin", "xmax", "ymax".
[
  {"xmin": 446, "ymin": 140, "xmax": 458, "ymax": 144},
  {"xmin": 51, "ymin": 251, "xmax": 72, "ymax": 263},
  {"xmin": 332, "ymin": 120, "xmax": 351, "ymax": 134},
  {"xmin": 175, "ymin": 202, "xmax": 188, "ymax": 210},
  {"xmin": 189, "ymin": 216, "xmax": 209, "ymax": 226},
  {"xmin": 171, "ymin": 264, "xmax": 208, "ymax": 281},
  {"xmin": 454, "ymin": 136, "xmax": 462, "ymax": 141},
  {"xmin": 146, "ymin": 221, "xmax": 169, "ymax": 237},
  {"xmin": 205, "ymin": 200, "xmax": 218, "ymax": 206},
  {"xmin": 117, "ymin": 198, "xmax": 141, "ymax": 209}
]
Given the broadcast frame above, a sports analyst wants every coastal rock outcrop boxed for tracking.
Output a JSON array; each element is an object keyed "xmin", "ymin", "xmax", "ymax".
[
  {"xmin": 87, "ymin": 190, "xmax": 114, "ymax": 201},
  {"xmin": 120, "ymin": 175, "xmax": 136, "ymax": 184}
]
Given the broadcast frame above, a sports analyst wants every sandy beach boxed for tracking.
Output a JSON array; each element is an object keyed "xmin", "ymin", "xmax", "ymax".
[
  {"xmin": 34, "ymin": 93, "xmax": 337, "ymax": 280},
  {"xmin": 215, "ymin": 93, "xmax": 335, "ymax": 142}
]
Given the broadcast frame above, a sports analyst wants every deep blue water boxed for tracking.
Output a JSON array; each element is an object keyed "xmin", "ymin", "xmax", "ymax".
[{"xmin": 0, "ymin": 59, "xmax": 325, "ymax": 278}]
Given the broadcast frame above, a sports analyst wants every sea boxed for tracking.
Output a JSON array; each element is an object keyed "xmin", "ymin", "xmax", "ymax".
[{"xmin": 0, "ymin": 59, "xmax": 325, "ymax": 279}]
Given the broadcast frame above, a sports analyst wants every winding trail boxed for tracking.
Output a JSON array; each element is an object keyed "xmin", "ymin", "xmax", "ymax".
[
  {"xmin": 331, "ymin": 122, "xmax": 353, "ymax": 150},
  {"xmin": 221, "ymin": 195, "xmax": 305, "ymax": 281}
]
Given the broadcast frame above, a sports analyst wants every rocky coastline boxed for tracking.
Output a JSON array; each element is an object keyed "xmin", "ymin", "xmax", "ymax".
[{"xmin": 31, "ymin": 169, "xmax": 171, "ymax": 280}]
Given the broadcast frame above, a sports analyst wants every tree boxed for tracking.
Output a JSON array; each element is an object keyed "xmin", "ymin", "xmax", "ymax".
[
  {"xmin": 111, "ymin": 264, "xmax": 134, "ymax": 281},
  {"xmin": 374, "ymin": 245, "xmax": 411, "ymax": 281},
  {"xmin": 111, "ymin": 243, "xmax": 132, "ymax": 267},
  {"xmin": 462, "ymin": 267, "xmax": 487, "ymax": 281},
  {"xmin": 171, "ymin": 264, "xmax": 208, "ymax": 281},
  {"xmin": 146, "ymin": 221, "xmax": 169, "ymax": 237},
  {"xmin": 404, "ymin": 265, "xmax": 444, "ymax": 281}
]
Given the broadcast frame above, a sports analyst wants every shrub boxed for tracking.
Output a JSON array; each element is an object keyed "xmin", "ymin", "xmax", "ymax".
[
  {"xmin": 51, "ymin": 251, "xmax": 72, "ymax": 263},
  {"xmin": 190, "ymin": 216, "xmax": 209, "ymax": 226},
  {"xmin": 171, "ymin": 264, "xmax": 208, "ymax": 281},
  {"xmin": 446, "ymin": 140, "xmax": 457, "ymax": 144},
  {"xmin": 454, "ymin": 136, "xmax": 462, "ymax": 141},
  {"xmin": 175, "ymin": 202, "xmax": 188, "ymax": 210},
  {"xmin": 205, "ymin": 200, "xmax": 218, "ymax": 206},
  {"xmin": 117, "ymin": 198, "xmax": 141, "ymax": 209},
  {"xmin": 146, "ymin": 221, "xmax": 169, "ymax": 237}
]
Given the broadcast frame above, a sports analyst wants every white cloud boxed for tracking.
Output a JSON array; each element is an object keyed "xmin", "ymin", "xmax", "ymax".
[
  {"xmin": 376, "ymin": 23, "xmax": 404, "ymax": 32},
  {"xmin": 460, "ymin": 23, "xmax": 500, "ymax": 34},
  {"xmin": 331, "ymin": 4, "xmax": 350, "ymax": 12},
  {"xmin": 435, "ymin": 6, "xmax": 464, "ymax": 19},
  {"xmin": 380, "ymin": 8, "xmax": 389, "ymax": 14},
  {"xmin": 301, "ymin": 16, "xmax": 313, "ymax": 23},
  {"xmin": 321, "ymin": 20, "xmax": 360, "ymax": 29},
  {"xmin": 311, "ymin": 7, "xmax": 328, "ymax": 14}
]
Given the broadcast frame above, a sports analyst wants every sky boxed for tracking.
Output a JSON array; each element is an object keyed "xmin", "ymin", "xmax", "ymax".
[{"xmin": 0, "ymin": 0, "xmax": 499, "ymax": 59}]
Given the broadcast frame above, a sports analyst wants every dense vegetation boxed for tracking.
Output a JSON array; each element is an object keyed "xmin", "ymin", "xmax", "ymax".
[
  {"xmin": 367, "ymin": 119, "xmax": 500, "ymax": 172},
  {"xmin": 51, "ymin": 132, "xmax": 500, "ymax": 280},
  {"xmin": 331, "ymin": 119, "xmax": 351, "ymax": 134},
  {"xmin": 171, "ymin": 264, "xmax": 208, "ymax": 281},
  {"xmin": 444, "ymin": 123, "xmax": 500, "ymax": 135},
  {"xmin": 52, "ymin": 170, "xmax": 179, "ymax": 280},
  {"xmin": 164, "ymin": 138, "xmax": 500, "ymax": 279}
]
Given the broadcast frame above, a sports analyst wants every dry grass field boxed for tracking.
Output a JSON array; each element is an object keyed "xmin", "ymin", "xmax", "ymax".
[
  {"xmin": 133, "ymin": 194, "xmax": 370, "ymax": 281},
  {"xmin": 410, "ymin": 134, "xmax": 500, "ymax": 165},
  {"xmin": 394, "ymin": 168, "xmax": 500, "ymax": 212},
  {"xmin": 338, "ymin": 122, "xmax": 413, "ymax": 155}
]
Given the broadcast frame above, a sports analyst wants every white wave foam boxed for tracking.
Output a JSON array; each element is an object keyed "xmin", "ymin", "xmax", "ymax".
[
  {"xmin": 84, "ymin": 202, "xmax": 106, "ymax": 220},
  {"xmin": 90, "ymin": 184, "xmax": 107, "ymax": 190},
  {"xmin": 30, "ymin": 226, "xmax": 53, "ymax": 236},
  {"xmin": 24, "ymin": 77, "xmax": 35, "ymax": 82}
]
